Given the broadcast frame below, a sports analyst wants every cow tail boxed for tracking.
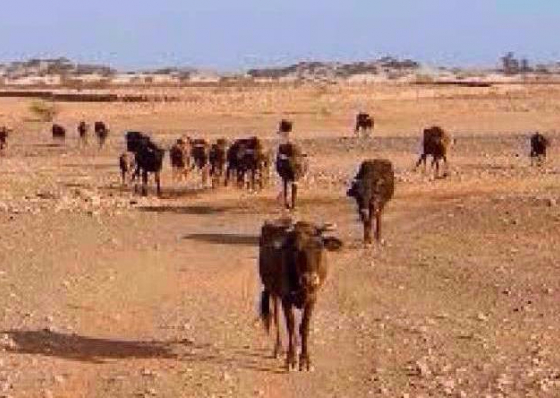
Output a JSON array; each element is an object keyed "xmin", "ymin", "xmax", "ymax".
[{"xmin": 260, "ymin": 290, "xmax": 272, "ymax": 334}]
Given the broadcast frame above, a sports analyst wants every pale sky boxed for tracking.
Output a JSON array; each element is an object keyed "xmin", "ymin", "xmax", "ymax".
[{"xmin": 0, "ymin": 0, "xmax": 559, "ymax": 70}]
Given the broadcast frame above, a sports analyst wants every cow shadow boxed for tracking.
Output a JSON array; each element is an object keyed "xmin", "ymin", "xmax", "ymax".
[
  {"xmin": 182, "ymin": 233, "xmax": 259, "ymax": 246},
  {"xmin": 139, "ymin": 205, "xmax": 231, "ymax": 215},
  {"xmin": 2, "ymin": 329, "xmax": 283, "ymax": 373},
  {"xmin": 2, "ymin": 329, "xmax": 178, "ymax": 364}
]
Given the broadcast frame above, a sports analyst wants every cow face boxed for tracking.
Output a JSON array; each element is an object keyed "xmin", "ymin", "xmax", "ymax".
[
  {"xmin": 347, "ymin": 180, "xmax": 368, "ymax": 221},
  {"xmin": 287, "ymin": 223, "xmax": 342, "ymax": 301}
]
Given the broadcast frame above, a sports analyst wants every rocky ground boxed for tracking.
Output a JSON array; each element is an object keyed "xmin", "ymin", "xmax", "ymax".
[{"xmin": 0, "ymin": 84, "xmax": 559, "ymax": 397}]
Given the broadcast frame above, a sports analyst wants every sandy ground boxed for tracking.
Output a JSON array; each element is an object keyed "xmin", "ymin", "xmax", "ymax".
[{"xmin": 0, "ymin": 83, "xmax": 560, "ymax": 397}]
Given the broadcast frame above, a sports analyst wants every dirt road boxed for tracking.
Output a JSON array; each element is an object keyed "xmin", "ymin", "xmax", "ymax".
[{"xmin": 1, "ymin": 84, "xmax": 560, "ymax": 397}]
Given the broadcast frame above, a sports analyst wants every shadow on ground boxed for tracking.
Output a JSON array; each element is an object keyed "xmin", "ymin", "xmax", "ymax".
[
  {"xmin": 182, "ymin": 233, "xmax": 259, "ymax": 246},
  {"xmin": 139, "ymin": 205, "xmax": 231, "ymax": 215},
  {"xmin": 3, "ymin": 329, "xmax": 177, "ymax": 364},
  {"xmin": 2, "ymin": 329, "xmax": 283, "ymax": 373}
]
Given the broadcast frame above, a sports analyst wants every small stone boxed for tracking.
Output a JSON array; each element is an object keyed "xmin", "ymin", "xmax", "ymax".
[
  {"xmin": 415, "ymin": 359, "xmax": 431, "ymax": 377},
  {"xmin": 54, "ymin": 375, "xmax": 65, "ymax": 384},
  {"xmin": 477, "ymin": 312, "xmax": 488, "ymax": 322}
]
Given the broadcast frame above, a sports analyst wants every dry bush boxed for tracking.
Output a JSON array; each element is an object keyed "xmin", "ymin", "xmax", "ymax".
[{"xmin": 29, "ymin": 100, "xmax": 59, "ymax": 122}]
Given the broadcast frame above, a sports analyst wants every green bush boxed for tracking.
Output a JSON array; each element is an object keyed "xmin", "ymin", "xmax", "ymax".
[{"xmin": 29, "ymin": 100, "xmax": 59, "ymax": 122}]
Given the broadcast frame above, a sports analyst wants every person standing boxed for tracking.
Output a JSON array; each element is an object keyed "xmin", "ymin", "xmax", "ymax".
[{"xmin": 275, "ymin": 119, "xmax": 307, "ymax": 209}]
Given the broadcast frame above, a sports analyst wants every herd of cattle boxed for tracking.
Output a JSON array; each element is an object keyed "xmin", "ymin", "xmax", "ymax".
[{"xmin": 0, "ymin": 112, "xmax": 554, "ymax": 372}]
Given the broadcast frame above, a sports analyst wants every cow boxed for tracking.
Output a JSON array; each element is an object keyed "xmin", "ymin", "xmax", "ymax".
[
  {"xmin": 226, "ymin": 137, "xmax": 268, "ymax": 190},
  {"xmin": 77, "ymin": 121, "xmax": 89, "ymax": 146},
  {"xmin": 530, "ymin": 132, "xmax": 550, "ymax": 166},
  {"xmin": 52, "ymin": 124, "xmax": 66, "ymax": 142},
  {"xmin": 125, "ymin": 131, "xmax": 165, "ymax": 196},
  {"xmin": 169, "ymin": 138, "xmax": 190, "ymax": 183},
  {"xmin": 94, "ymin": 121, "xmax": 109, "ymax": 149},
  {"xmin": 208, "ymin": 138, "xmax": 228, "ymax": 188},
  {"xmin": 347, "ymin": 159, "xmax": 395, "ymax": 245},
  {"xmin": 355, "ymin": 112, "xmax": 374, "ymax": 138},
  {"xmin": 0, "ymin": 126, "xmax": 11, "ymax": 153},
  {"xmin": 259, "ymin": 218, "xmax": 343, "ymax": 371},
  {"xmin": 118, "ymin": 152, "xmax": 135, "ymax": 185},
  {"xmin": 190, "ymin": 138, "xmax": 210, "ymax": 186},
  {"xmin": 276, "ymin": 142, "xmax": 308, "ymax": 210},
  {"xmin": 415, "ymin": 126, "xmax": 452, "ymax": 178}
]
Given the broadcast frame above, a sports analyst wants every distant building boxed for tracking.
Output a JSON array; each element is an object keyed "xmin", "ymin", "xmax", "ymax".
[{"xmin": 4, "ymin": 75, "xmax": 62, "ymax": 86}]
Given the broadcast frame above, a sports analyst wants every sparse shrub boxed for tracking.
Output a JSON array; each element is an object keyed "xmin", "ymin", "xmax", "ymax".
[
  {"xmin": 415, "ymin": 74, "xmax": 435, "ymax": 84},
  {"xmin": 29, "ymin": 100, "xmax": 59, "ymax": 122}
]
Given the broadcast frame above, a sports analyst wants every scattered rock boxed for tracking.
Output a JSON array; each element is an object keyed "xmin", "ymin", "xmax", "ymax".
[{"xmin": 477, "ymin": 312, "xmax": 488, "ymax": 322}]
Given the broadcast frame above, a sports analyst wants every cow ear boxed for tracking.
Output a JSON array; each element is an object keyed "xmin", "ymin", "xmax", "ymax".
[{"xmin": 323, "ymin": 237, "xmax": 343, "ymax": 252}]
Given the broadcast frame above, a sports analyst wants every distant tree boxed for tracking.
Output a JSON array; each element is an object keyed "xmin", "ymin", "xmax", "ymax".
[
  {"xmin": 501, "ymin": 52, "xmax": 520, "ymax": 75},
  {"xmin": 520, "ymin": 58, "xmax": 531, "ymax": 73}
]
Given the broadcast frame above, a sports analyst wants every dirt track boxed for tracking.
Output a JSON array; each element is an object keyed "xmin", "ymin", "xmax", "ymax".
[{"xmin": 1, "ymin": 84, "xmax": 560, "ymax": 397}]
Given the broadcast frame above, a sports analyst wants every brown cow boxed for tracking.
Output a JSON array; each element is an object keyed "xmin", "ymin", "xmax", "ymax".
[
  {"xmin": 355, "ymin": 112, "xmax": 374, "ymax": 138},
  {"xmin": 259, "ymin": 218, "xmax": 342, "ymax": 371},
  {"xmin": 415, "ymin": 126, "xmax": 452, "ymax": 178},
  {"xmin": 169, "ymin": 138, "xmax": 190, "ymax": 183},
  {"xmin": 347, "ymin": 159, "xmax": 395, "ymax": 244},
  {"xmin": 118, "ymin": 152, "xmax": 135, "ymax": 185}
]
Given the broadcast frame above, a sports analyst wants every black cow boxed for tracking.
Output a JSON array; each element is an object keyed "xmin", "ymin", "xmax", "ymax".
[
  {"xmin": 52, "ymin": 124, "xmax": 66, "ymax": 141},
  {"xmin": 259, "ymin": 218, "xmax": 342, "ymax": 371},
  {"xmin": 347, "ymin": 159, "xmax": 395, "ymax": 244},
  {"xmin": 190, "ymin": 138, "xmax": 210, "ymax": 186},
  {"xmin": 0, "ymin": 126, "xmax": 11, "ymax": 153},
  {"xmin": 209, "ymin": 139, "xmax": 228, "ymax": 188},
  {"xmin": 94, "ymin": 121, "xmax": 109, "ymax": 149},
  {"xmin": 530, "ymin": 132, "xmax": 550, "ymax": 166},
  {"xmin": 226, "ymin": 137, "xmax": 267, "ymax": 190},
  {"xmin": 77, "ymin": 121, "xmax": 89, "ymax": 146},
  {"xmin": 355, "ymin": 112, "xmax": 374, "ymax": 137},
  {"xmin": 125, "ymin": 131, "xmax": 165, "ymax": 196}
]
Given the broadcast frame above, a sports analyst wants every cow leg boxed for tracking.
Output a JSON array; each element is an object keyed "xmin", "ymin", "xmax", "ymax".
[
  {"xmin": 282, "ymin": 300, "xmax": 297, "ymax": 371},
  {"xmin": 283, "ymin": 179, "xmax": 290, "ymax": 209},
  {"xmin": 121, "ymin": 170, "xmax": 126, "ymax": 186},
  {"xmin": 155, "ymin": 172, "xmax": 161, "ymax": 197},
  {"xmin": 252, "ymin": 168, "xmax": 257, "ymax": 191},
  {"xmin": 273, "ymin": 297, "xmax": 282, "ymax": 358},
  {"xmin": 141, "ymin": 171, "xmax": 148, "ymax": 196},
  {"xmin": 433, "ymin": 158, "xmax": 440, "ymax": 178},
  {"xmin": 291, "ymin": 182, "xmax": 298, "ymax": 210},
  {"xmin": 375, "ymin": 209, "xmax": 382, "ymax": 243},
  {"xmin": 225, "ymin": 165, "xmax": 232, "ymax": 186},
  {"xmin": 442, "ymin": 155, "xmax": 449, "ymax": 177},
  {"xmin": 299, "ymin": 302, "xmax": 315, "ymax": 371},
  {"xmin": 415, "ymin": 154, "xmax": 426, "ymax": 171},
  {"xmin": 364, "ymin": 206, "xmax": 373, "ymax": 244}
]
